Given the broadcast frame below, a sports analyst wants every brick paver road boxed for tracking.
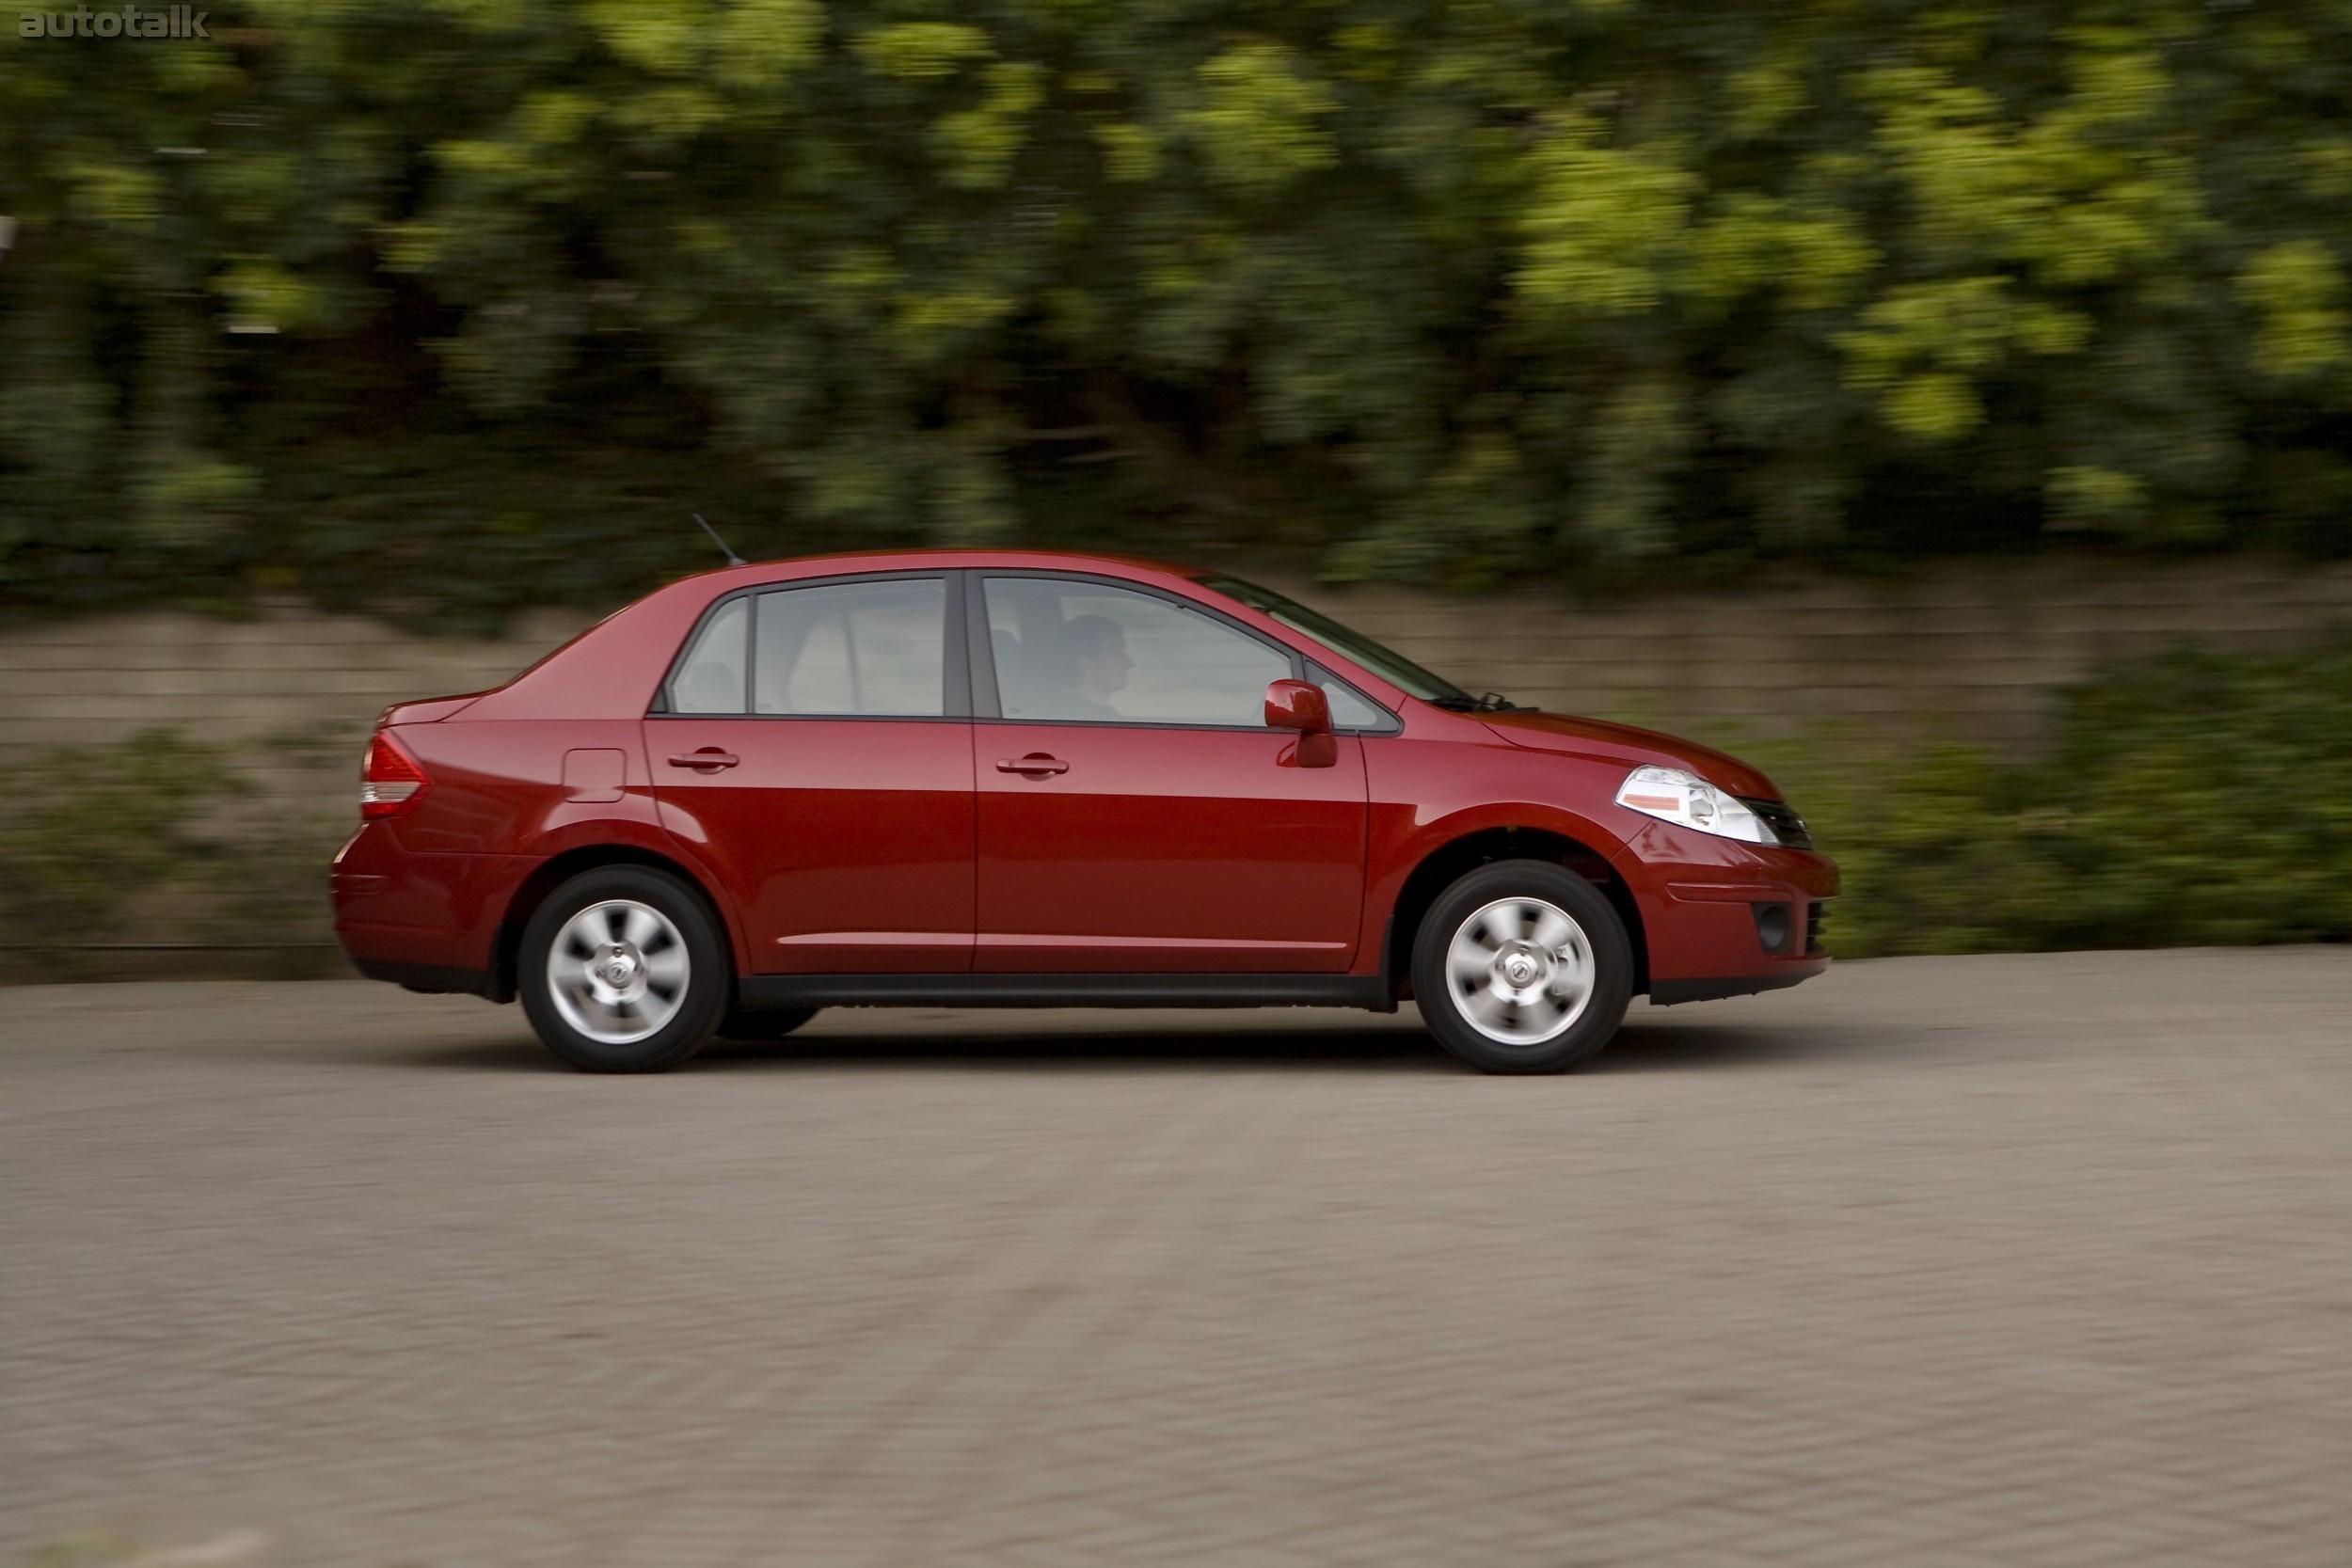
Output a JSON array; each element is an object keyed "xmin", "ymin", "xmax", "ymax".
[{"xmin": 4, "ymin": 950, "xmax": 2349, "ymax": 1567}]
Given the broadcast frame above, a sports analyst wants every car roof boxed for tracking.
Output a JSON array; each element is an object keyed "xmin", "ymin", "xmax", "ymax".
[{"xmin": 668, "ymin": 546, "xmax": 1214, "ymax": 591}]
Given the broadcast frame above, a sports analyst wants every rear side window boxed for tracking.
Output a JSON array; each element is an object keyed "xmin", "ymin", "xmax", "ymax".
[
  {"xmin": 668, "ymin": 597, "xmax": 749, "ymax": 714},
  {"xmin": 755, "ymin": 578, "xmax": 947, "ymax": 717},
  {"xmin": 664, "ymin": 577, "xmax": 949, "ymax": 718}
]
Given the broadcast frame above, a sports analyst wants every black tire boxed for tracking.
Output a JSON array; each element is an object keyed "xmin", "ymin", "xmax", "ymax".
[
  {"xmin": 518, "ymin": 865, "xmax": 731, "ymax": 1072},
  {"xmin": 1410, "ymin": 859, "xmax": 1634, "ymax": 1074},
  {"xmin": 717, "ymin": 1006, "xmax": 820, "ymax": 1043}
]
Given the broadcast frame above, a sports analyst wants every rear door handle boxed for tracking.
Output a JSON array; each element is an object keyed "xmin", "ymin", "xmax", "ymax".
[
  {"xmin": 995, "ymin": 753, "xmax": 1069, "ymax": 777},
  {"xmin": 668, "ymin": 750, "xmax": 739, "ymax": 772}
]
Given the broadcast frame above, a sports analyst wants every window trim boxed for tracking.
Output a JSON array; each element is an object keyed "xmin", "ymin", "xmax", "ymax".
[
  {"xmin": 1191, "ymin": 572, "xmax": 1469, "ymax": 709},
  {"xmin": 965, "ymin": 570, "xmax": 1397, "ymax": 736},
  {"xmin": 649, "ymin": 570, "xmax": 969, "ymax": 722},
  {"xmin": 1305, "ymin": 660, "xmax": 1403, "ymax": 737}
]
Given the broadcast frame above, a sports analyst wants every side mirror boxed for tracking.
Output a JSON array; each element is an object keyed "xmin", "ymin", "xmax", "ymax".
[
  {"xmin": 1264, "ymin": 678, "xmax": 1332, "ymax": 733},
  {"xmin": 1264, "ymin": 679, "xmax": 1337, "ymax": 768}
]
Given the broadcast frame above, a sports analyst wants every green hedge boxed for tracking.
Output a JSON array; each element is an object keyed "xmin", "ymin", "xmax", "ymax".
[
  {"xmin": 0, "ymin": 729, "xmax": 348, "ymax": 979},
  {"xmin": 1741, "ymin": 637, "xmax": 2352, "ymax": 956},
  {"xmin": 4, "ymin": 638, "xmax": 2346, "ymax": 981}
]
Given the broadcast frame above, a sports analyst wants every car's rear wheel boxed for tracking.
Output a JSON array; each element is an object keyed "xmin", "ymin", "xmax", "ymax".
[
  {"xmin": 1411, "ymin": 860, "xmax": 1633, "ymax": 1074},
  {"xmin": 519, "ymin": 866, "xmax": 729, "ymax": 1072},
  {"xmin": 717, "ymin": 1006, "xmax": 819, "ymax": 1043}
]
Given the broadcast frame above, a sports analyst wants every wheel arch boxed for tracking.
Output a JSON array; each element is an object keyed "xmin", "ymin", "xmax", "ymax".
[
  {"xmin": 1382, "ymin": 826, "xmax": 1650, "ymax": 1002},
  {"xmin": 495, "ymin": 844, "xmax": 739, "ymax": 1006}
]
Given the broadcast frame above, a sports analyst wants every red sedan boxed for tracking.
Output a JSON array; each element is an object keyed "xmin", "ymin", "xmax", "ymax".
[{"xmin": 333, "ymin": 551, "xmax": 1836, "ymax": 1072}]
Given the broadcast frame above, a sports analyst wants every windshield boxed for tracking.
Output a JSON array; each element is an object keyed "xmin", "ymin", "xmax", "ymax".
[{"xmin": 1193, "ymin": 575, "xmax": 1478, "ymax": 705}]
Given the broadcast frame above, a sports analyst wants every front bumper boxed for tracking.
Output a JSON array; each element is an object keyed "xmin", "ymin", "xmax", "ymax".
[{"xmin": 1611, "ymin": 819, "xmax": 1839, "ymax": 1002}]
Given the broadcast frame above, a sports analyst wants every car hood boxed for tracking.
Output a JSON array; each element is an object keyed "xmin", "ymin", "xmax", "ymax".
[{"xmin": 1478, "ymin": 710, "xmax": 1780, "ymax": 800}]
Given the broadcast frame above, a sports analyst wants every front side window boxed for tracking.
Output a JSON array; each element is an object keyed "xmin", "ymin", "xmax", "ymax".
[
  {"xmin": 1310, "ymin": 665, "xmax": 1395, "ymax": 732},
  {"xmin": 984, "ymin": 578, "xmax": 1291, "ymax": 727},
  {"xmin": 1193, "ymin": 574, "xmax": 1472, "ymax": 705},
  {"xmin": 665, "ymin": 577, "xmax": 948, "ymax": 717}
]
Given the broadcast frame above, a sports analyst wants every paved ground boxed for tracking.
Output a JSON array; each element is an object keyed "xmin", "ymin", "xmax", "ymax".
[{"xmin": 3, "ymin": 950, "xmax": 2348, "ymax": 1568}]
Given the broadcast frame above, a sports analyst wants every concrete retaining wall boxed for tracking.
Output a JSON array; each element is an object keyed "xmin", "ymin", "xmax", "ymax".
[
  {"xmin": 1297, "ymin": 556, "xmax": 2352, "ymax": 748},
  {"xmin": 4, "ymin": 558, "xmax": 2349, "ymax": 802}
]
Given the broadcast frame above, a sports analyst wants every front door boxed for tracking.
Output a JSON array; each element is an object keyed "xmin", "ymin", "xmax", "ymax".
[
  {"xmin": 647, "ymin": 573, "xmax": 975, "ymax": 974},
  {"xmin": 972, "ymin": 575, "xmax": 1367, "ymax": 973}
]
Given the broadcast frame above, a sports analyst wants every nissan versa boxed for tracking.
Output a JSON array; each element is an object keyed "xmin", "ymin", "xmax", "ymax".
[{"xmin": 332, "ymin": 551, "xmax": 1837, "ymax": 1073}]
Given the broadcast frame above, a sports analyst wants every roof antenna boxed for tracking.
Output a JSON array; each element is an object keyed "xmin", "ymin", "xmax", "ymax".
[{"xmin": 692, "ymin": 512, "xmax": 746, "ymax": 568}]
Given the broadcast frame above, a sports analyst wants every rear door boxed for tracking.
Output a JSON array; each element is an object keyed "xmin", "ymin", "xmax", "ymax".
[
  {"xmin": 971, "ymin": 574, "xmax": 1369, "ymax": 974},
  {"xmin": 647, "ymin": 573, "xmax": 976, "ymax": 974}
]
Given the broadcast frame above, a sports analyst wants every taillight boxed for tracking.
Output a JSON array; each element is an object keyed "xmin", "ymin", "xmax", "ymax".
[{"xmin": 360, "ymin": 730, "xmax": 431, "ymax": 820}]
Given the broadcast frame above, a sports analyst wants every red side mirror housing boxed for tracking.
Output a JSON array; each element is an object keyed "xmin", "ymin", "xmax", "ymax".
[
  {"xmin": 1264, "ymin": 678, "xmax": 1332, "ymax": 733},
  {"xmin": 1264, "ymin": 679, "xmax": 1337, "ymax": 768}
]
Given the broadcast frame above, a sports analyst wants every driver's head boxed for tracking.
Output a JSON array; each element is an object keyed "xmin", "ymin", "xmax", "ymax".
[{"xmin": 1063, "ymin": 615, "xmax": 1132, "ymax": 700}]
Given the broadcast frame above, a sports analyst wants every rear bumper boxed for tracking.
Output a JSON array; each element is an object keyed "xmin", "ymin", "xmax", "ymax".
[
  {"xmin": 331, "ymin": 825, "xmax": 530, "ymax": 998},
  {"xmin": 344, "ymin": 954, "xmax": 509, "ymax": 1001}
]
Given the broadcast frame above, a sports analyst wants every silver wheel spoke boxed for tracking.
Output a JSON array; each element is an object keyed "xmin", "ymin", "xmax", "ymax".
[
  {"xmin": 1466, "ymin": 987, "xmax": 1517, "ymax": 1029},
  {"xmin": 1447, "ymin": 927, "xmax": 1501, "ymax": 990},
  {"xmin": 621, "ymin": 905, "xmax": 663, "ymax": 951}
]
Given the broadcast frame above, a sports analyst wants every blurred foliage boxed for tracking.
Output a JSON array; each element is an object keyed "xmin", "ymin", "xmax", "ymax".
[
  {"xmin": 1744, "ymin": 637, "xmax": 2352, "ymax": 958},
  {"xmin": 0, "ymin": 729, "xmax": 245, "ymax": 945},
  {"xmin": 20, "ymin": 1529, "xmax": 270, "ymax": 1568},
  {"xmin": 0, "ymin": 726, "xmax": 344, "ymax": 974},
  {"xmin": 4, "ymin": 0, "xmax": 2352, "ymax": 626}
]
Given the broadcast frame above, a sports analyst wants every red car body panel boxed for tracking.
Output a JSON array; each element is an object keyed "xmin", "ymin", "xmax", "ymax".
[
  {"xmin": 333, "ymin": 548, "xmax": 1838, "ymax": 1009},
  {"xmin": 976, "ymin": 725, "xmax": 1367, "ymax": 973},
  {"xmin": 645, "ymin": 715, "xmax": 977, "ymax": 974},
  {"xmin": 1479, "ymin": 709, "xmax": 1779, "ymax": 798}
]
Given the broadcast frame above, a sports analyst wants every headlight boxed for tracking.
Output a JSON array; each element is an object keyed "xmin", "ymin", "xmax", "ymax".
[{"xmin": 1615, "ymin": 766, "xmax": 1779, "ymax": 845}]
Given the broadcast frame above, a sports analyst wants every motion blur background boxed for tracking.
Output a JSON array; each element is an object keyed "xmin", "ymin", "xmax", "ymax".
[{"xmin": 4, "ymin": 0, "xmax": 2351, "ymax": 968}]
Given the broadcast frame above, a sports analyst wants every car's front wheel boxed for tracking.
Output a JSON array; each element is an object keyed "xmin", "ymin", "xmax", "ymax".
[
  {"xmin": 519, "ymin": 866, "xmax": 730, "ymax": 1072},
  {"xmin": 1411, "ymin": 860, "xmax": 1633, "ymax": 1074}
]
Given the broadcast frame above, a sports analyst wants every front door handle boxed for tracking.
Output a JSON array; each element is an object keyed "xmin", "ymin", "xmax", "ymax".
[
  {"xmin": 995, "ymin": 753, "xmax": 1070, "ymax": 777},
  {"xmin": 668, "ymin": 749, "xmax": 740, "ymax": 772}
]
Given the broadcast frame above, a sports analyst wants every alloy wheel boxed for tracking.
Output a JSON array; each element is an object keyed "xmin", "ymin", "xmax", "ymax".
[
  {"xmin": 547, "ymin": 898, "xmax": 691, "ymax": 1045},
  {"xmin": 1444, "ymin": 895, "xmax": 1596, "ymax": 1046}
]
